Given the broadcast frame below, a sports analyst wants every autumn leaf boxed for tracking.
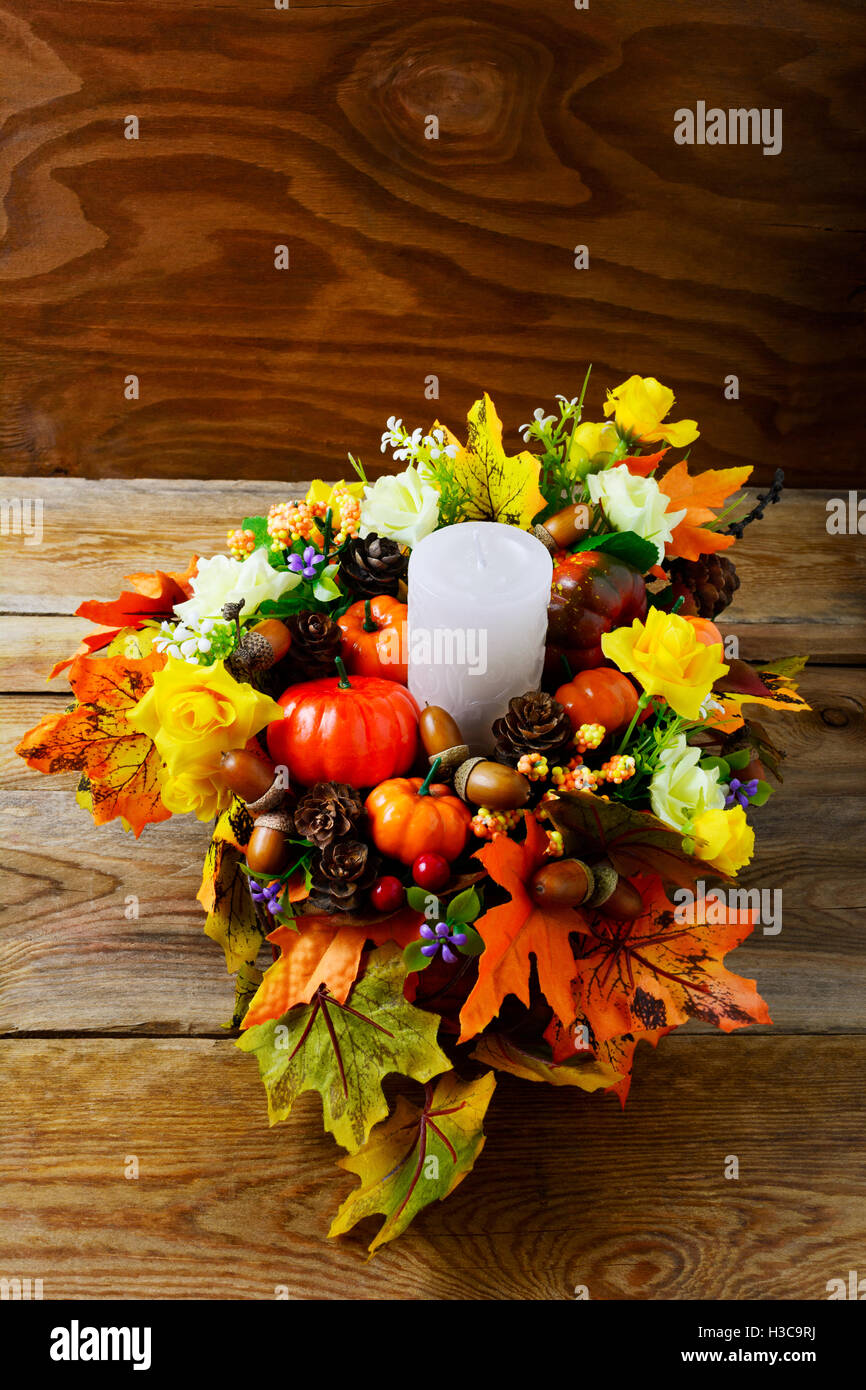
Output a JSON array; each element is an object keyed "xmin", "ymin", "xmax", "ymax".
[
  {"xmin": 16, "ymin": 649, "xmax": 170, "ymax": 836},
  {"xmin": 458, "ymin": 813, "xmax": 589, "ymax": 1044},
  {"xmin": 472, "ymin": 1031, "xmax": 622, "ymax": 1093},
  {"xmin": 237, "ymin": 943, "xmax": 451, "ymax": 1153},
  {"xmin": 567, "ymin": 875, "xmax": 769, "ymax": 1046},
  {"xmin": 544, "ymin": 790, "xmax": 716, "ymax": 889},
  {"xmin": 197, "ymin": 798, "xmax": 261, "ymax": 972},
  {"xmin": 717, "ymin": 656, "xmax": 811, "ymax": 715},
  {"xmin": 441, "ymin": 393, "xmax": 546, "ymax": 529},
  {"xmin": 49, "ymin": 558, "xmax": 197, "ymax": 679},
  {"xmin": 241, "ymin": 907, "xmax": 425, "ymax": 1029},
  {"xmin": 329, "ymin": 1070, "xmax": 496, "ymax": 1254},
  {"xmin": 225, "ymin": 961, "xmax": 264, "ymax": 1030},
  {"xmin": 542, "ymin": 1011, "xmax": 671, "ymax": 1106},
  {"xmin": 659, "ymin": 459, "xmax": 752, "ymax": 561}
]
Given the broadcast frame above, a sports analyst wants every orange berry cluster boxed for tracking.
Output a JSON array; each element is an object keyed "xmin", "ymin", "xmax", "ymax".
[
  {"xmin": 226, "ymin": 527, "xmax": 258, "ymax": 560},
  {"xmin": 470, "ymin": 806, "xmax": 523, "ymax": 840},
  {"xmin": 574, "ymin": 722, "xmax": 606, "ymax": 753},
  {"xmin": 517, "ymin": 753, "xmax": 549, "ymax": 782},
  {"xmin": 551, "ymin": 759, "xmax": 600, "ymax": 792},
  {"xmin": 266, "ymin": 487, "xmax": 361, "ymax": 552},
  {"xmin": 598, "ymin": 753, "xmax": 637, "ymax": 785},
  {"xmin": 544, "ymin": 828, "xmax": 564, "ymax": 858}
]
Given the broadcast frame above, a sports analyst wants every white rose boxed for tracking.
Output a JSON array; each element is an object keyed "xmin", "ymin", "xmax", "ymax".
[
  {"xmin": 360, "ymin": 466, "xmax": 440, "ymax": 547},
  {"xmin": 650, "ymin": 734, "xmax": 725, "ymax": 831},
  {"xmin": 174, "ymin": 547, "xmax": 300, "ymax": 625},
  {"xmin": 586, "ymin": 465, "xmax": 686, "ymax": 564}
]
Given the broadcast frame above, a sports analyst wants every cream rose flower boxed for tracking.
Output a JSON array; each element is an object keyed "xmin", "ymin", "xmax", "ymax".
[
  {"xmin": 587, "ymin": 465, "xmax": 686, "ymax": 564},
  {"xmin": 650, "ymin": 734, "xmax": 725, "ymax": 831},
  {"xmin": 360, "ymin": 466, "xmax": 440, "ymax": 547},
  {"xmin": 174, "ymin": 547, "xmax": 300, "ymax": 626}
]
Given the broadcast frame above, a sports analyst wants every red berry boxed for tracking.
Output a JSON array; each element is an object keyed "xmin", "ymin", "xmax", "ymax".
[
  {"xmin": 370, "ymin": 875, "xmax": 405, "ymax": 913},
  {"xmin": 411, "ymin": 853, "xmax": 450, "ymax": 892}
]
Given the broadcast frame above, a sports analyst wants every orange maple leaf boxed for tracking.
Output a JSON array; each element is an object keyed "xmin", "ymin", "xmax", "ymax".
[
  {"xmin": 49, "ymin": 558, "xmax": 198, "ymax": 679},
  {"xmin": 622, "ymin": 447, "xmax": 668, "ymax": 477},
  {"xmin": 241, "ymin": 908, "xmax": 425, "ymax": 1029},
  {"xmin": 17, "ymin": 649, "xmax": 170, "ymax": 836},
  {"xmin": 458, "ymin": 813, "xmax": 589, "ymax": 1044},
  {"xmin": 659, "ymin": 459, "xmax": 752, "ymax": 561},
  {"xmin": 567, "ymin": 875, "xmax": 769, "ymax": 1046},
  {"xmin": 543, "ymin": 1010, "xmax": 671, "ymax": 1107}
]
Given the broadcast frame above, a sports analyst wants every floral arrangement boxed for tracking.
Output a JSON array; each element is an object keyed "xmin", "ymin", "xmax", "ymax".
[{"xmin": 17, "ymin": 371, "xmax": 809, "ymax": 1253}]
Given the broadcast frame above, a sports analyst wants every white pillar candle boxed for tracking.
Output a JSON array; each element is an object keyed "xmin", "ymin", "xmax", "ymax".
[{"xmin": 407, "ymin": 522, "xmax": 553, "ymax": 753}]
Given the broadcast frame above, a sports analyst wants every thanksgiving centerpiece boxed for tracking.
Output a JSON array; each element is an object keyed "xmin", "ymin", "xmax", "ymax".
[{"xmin": 18, "ymin": 371, "xmax": 809, "ymax": 1252}]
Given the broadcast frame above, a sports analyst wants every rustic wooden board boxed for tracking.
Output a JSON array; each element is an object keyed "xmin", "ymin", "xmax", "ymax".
[
  {"xmin": 1, "ymin": 482, "xmax": 864, "ymax": 673},
  {"xmin": 0, "ymin": 1, "xmax": 864, "ymax": 485},
  {"xmin": 0, "ymin": 1035, "xmax": 862, "ymax": 1299}
]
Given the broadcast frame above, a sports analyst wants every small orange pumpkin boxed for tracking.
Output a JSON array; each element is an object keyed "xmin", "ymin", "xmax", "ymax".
[
  {"xmin": 554, "ymin": 667, "xmax": 640, "ymax": 734},
  {"xmin": 365, "ymin": 758, "xmax": 471, "ymax": 865},
  {"xmin": 683, "ymin": 615, "xmax": 724, "ymax": 649},
  {"xmin": 338, "ymin": 596, "xmax": 408, "ymax": 683}
]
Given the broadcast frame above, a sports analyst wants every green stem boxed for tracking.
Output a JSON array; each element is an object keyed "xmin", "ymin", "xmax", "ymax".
[
  {"xmin": 418, "ymin": 756, "xmax": 442, "ymax": 796},
  {"xmin": 321, "ymin": 507, "xmax": 333, "ymax": 563},
  {"xmin": 559, "ymin": 654, "xmax": 573, "ymax": 683},
  {"xmin": 617, "ymin": 691, "xmax": 651, "ymax": 756},
  {"xmin": 334, "ymin": 655, "xmax": 351, "ymax": 689},
  {"xmin": 362, "ymin": 599, "xmax": 377, "ymax": 632}
]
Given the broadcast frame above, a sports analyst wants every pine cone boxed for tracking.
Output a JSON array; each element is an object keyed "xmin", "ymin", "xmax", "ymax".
[
  {"xmin": 308, "ymin": 838, "xmax": 380, "ymax": 912},
  {"xmin": 668, "ymin": 554, "xmax": 740, "ymax": 618},
  {"xmin": 338, "ymin": 533, "xmax": 408, "ymax": 598},
  {"xmin": 287, "ymin": 611, "xmax": 342, "ymax": 678},
  {"xmin": 493, "ymin": 691, "xmax": 573, "ymax": 766},
  {"xmin": 294, "ymin": 781, "xmax": 364, "ymax": 849}
]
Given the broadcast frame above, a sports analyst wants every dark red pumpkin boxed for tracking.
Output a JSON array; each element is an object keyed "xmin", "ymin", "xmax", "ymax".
[
  {"xmin": 546, "ymin": 550, "xmax": 647, "ymax": 676},
  {"xmin": 267, "ymin": 660, "xmax": 419, "ymax": 787}
]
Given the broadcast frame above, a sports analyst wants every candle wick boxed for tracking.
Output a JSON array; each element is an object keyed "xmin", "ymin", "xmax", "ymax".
[{"xmin": 472, "ymin": 528, "xmax": 486, "ymax": 569}]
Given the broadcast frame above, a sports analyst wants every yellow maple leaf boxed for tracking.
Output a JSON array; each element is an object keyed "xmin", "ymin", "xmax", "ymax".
[{"xmin": 441, "ymin": 393, "xmax": 546, "ymax": 530}]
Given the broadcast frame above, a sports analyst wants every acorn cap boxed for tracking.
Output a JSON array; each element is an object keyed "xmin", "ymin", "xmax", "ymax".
[
  {"xmin": 253, "ymin": 808, "xmax": 295, "ymax": 835},
  {"xmin": 531, "ymin": 523, "xmax": 557, "ymax": 555},
  {"xmin": 585, "ymin": 859, "xmax": 618, "ymax": 906},
  {"xmin": 430, "ymin": 743, "xmax": 470, "ymax": 779},
  {"xmin": 454, "ymin": 756, "xmax": 487, "ymax": 803}
]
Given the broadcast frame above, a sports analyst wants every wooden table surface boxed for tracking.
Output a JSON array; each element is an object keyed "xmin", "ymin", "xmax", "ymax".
[{"xmin": 0, "ymin": 479, "xmax": 864, "ymax": 1300}]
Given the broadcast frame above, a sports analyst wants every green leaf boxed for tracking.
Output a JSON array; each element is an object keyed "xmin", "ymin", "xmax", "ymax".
[
  {"xmin": 456, "ymin": 924, "xmax": 485, "ymax": 957},
  {"xmin": 198, "ymin": 802, "xmax": 262, "ymax": 973},
  {"xmin": 402, "ymin": 939, "xmax": 432, "ymax": 972},
  {"xmin": 749, "ymin": 779, "xmax": 772, "ymax": 807},
  {"xmin": 313, "ymin": 573, "xmax": 342, "ymax": 604},
  {"xmin": 407, "ymin": 886, "xmax": 438, "ymax": 915},
  {"xmin": 544, "ymin": 789, "xmax": 722, "ymax": 888},
  {"xmin": 329, "ymin": 1070, "xmax": 496, "ymax": 1254},
  {"xmin": 699, "ymin": 756, "xmax": 730, "ymax": 777},
  {"xmin": 572, "ymin": 529, "xmax": 658, "ymax": 573},
  {"xmin": 725, "ymin": 747, "xmax": 752, "ymax": 771},
  {"xmin": 447, "ymin": 886, "xmax": 481, "ymax": 925},
  {"xmin": 241, "ymin": 516, "xmax": 271, "ymax": 551},
  {"xmin": 237, "ymin": 943, "xmax": 451, "ymax": 1153}
]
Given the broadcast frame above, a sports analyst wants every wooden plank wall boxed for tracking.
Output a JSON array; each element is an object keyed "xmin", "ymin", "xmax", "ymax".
[
  {"xmin": 0, "ymin": 479, "xmax": 864, "ymax": 1296},
  {"xmin": 0, "ymin": 0, "xmax": 864, "ymax": 485}
]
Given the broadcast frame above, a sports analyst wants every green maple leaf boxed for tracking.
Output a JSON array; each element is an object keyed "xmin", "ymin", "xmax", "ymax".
[
  {"xmin": 237, "ymin": 943, "xmax": 451, "ymax": 1153},
  {"xmin": 329, "ymin": 1070, "xmax": 496, "ymax": 1254}
]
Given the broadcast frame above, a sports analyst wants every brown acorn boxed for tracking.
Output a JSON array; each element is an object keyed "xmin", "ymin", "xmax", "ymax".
[
  {"xmin": 246, "ymin": 824, "xmax": 292, "ymax": 876},
  {"xmin": 538, "ymin": 502, "xmax": 591, "ymax": 550},
  {"xmin": 594, "ymin": 874, "xmax": 643, "ymax": 921},
  {"xmin": 530, "ymin": 859, "xmax": 594, "ymax": 907},
  {"xmin": 419, "ymin": 706, "xmax": 470, "ymax": 777},
  {"xmin": 250, "ymin": 617, "xmax": 292, "ymax": 664},
  {"xmin": 454, "ymin": 757, "xmax": 531, "ymax": 810},
  {"xmin": 218, "ymin": 749, "xmax": 277, "ymax": 805}
]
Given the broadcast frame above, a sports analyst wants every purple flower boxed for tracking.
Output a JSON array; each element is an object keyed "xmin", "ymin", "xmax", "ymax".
[
  {"xmin": 288, "ymin": 546, "xmax": 326, "ymax": 579},
  {"xmin": 417, "ymin": 919, "xmax": 468, "ymax": 964},
  {"xmin": 250, "ymin": 879, "xmax": 284, "ymax": 914},
  {"xmin": 725, "ymin": 777, "xmax": 760, "ymax": 810}
]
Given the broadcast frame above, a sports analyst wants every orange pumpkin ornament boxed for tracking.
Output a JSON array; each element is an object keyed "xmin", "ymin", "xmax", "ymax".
[
  {"xmin": 338, "ymin": 596, "xmax": 408, "ymax": 683},
  {"xmin": 555, "ymin": 667, "xmax": 640, "ymax": 734},
  {"xmin": 268, "ymin": 658, "xmax": 419, "ymax": 787},
  {"xmin": 683, "ymin": 615, "xmax": 724, "ymax": 649},
  {"xmin": 365, "ymin": 757, "xmax": 471, "ymax": 865}
]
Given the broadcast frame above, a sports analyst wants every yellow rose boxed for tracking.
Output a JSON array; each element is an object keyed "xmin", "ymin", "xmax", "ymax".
[
  {"xmin": 601, "ymin": 607, "xmax": 728, "ymax": 719},
  {"xmin": 128, "ymin": 657, "xmax": 282, "ymax": 819},
  {"xmin": 571, "ymin": 421, "xmax": 619, "ymax": 458},
  {"xmin": 692, "ymin": 806, "xmax": 755, "ymax": 876},
  {"xmin": 603, "ymin": 375, "xmax": 699, "ymax": 448}
]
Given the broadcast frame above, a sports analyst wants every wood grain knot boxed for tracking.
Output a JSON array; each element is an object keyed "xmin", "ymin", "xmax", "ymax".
[
  {"xmin": 349, "ymin": 23, "xmax": 545, "ymax": 166},
  {"xmin": 821, "ymin": 706, "xmax": 851, "ymax": 729}
]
